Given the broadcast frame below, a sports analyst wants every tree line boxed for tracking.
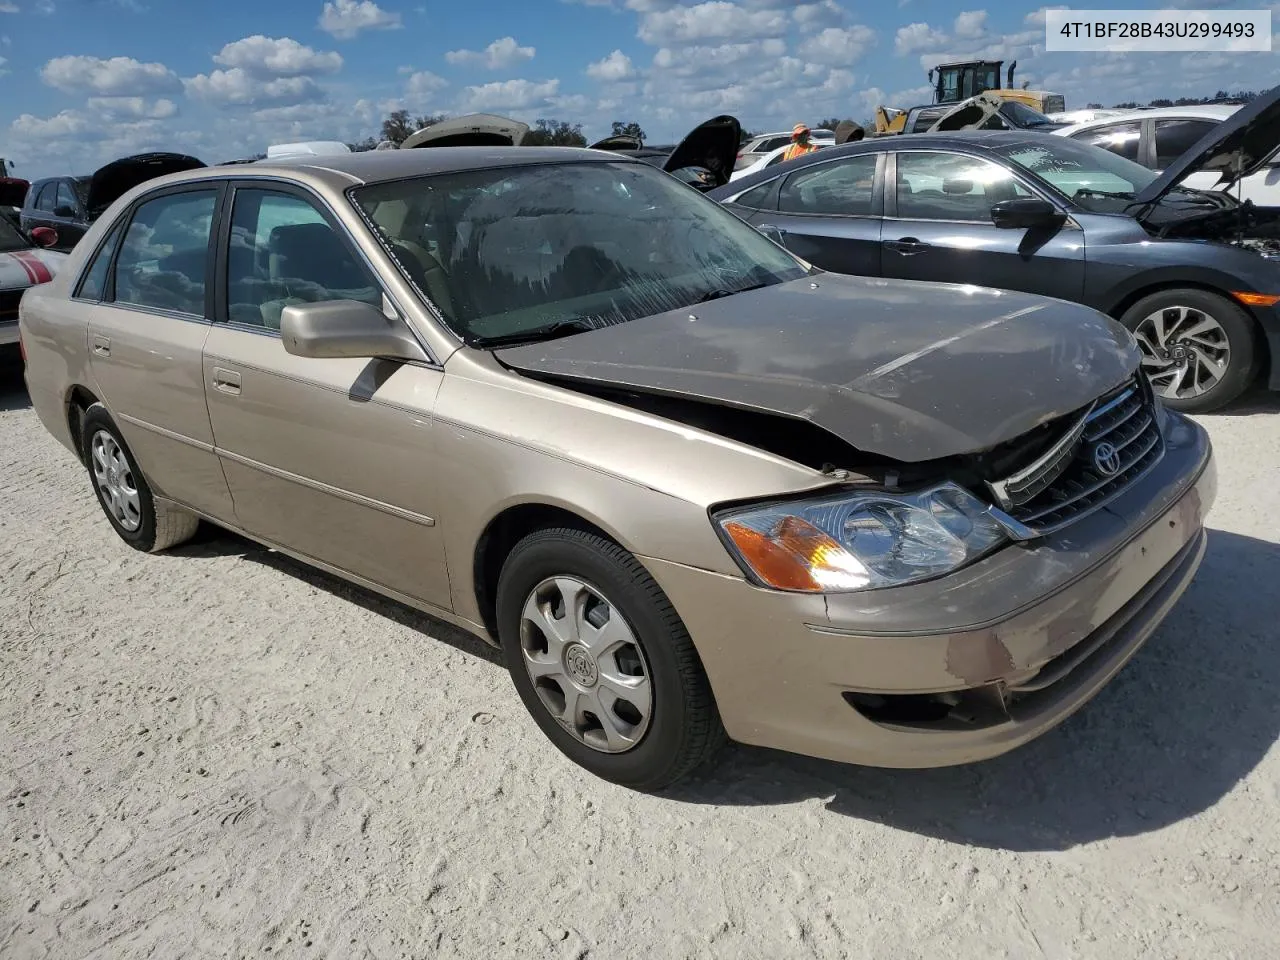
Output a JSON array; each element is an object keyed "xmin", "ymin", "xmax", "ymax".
[{"xmin": 1085, "ymin": 89, "xmax": 1263, "ymax": 110}]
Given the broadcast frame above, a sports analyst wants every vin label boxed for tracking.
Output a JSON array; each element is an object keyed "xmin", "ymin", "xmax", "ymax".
[{"xmin": 1045, "ymin": 9, "xmax": 1271, "ymax": 51}]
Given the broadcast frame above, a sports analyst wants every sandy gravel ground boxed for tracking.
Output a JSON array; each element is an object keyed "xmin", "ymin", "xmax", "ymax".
[{"xmin": 2, "ymin": 346, "xmax": 1278, "ymax": 960}]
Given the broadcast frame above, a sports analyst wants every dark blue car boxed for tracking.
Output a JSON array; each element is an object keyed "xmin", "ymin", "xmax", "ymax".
[{"xmin": 710, "ymin": 88, "xmax": 1280, "ymax": 413}]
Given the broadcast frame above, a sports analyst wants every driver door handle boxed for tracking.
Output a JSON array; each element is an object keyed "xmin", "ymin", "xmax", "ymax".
[
  {"xmin": 91, "ymin": 335, "xmax": 110, "ymax": 357},
  {"xmin": 884, "ymin": 237, "xmax": 931, "ymax": 255},
  {"xmin": 212, "ymin": 367, "xmax": 241, "ymax": 396}
]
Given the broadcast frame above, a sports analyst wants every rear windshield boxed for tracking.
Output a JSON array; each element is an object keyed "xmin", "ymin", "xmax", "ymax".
[{"xmin": 350, "ymin": 161, "xmax": 807, "ymax": 343}]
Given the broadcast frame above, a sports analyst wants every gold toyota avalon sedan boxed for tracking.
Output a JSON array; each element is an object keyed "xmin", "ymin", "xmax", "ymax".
[{"xmin": 19, "ymin": 146, "xmax": 1216, "ymax": 789}]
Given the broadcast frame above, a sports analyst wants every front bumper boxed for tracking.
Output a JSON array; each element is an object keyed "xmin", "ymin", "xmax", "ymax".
[{"xmin": 641, "ymin": 412, "xmax": 1216, "ymax": 768}]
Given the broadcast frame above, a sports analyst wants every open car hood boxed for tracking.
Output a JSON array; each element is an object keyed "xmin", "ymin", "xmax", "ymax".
[
  {"xmin": 662, "ymin": 115, "xmax": 741, "ymax": 188},
  {"xmin": 0, "ymin": 177, "xmax": 29, "ymax": 208},
  {"xmin": 402, "ymin": 114, "xmax": 530, "ymax": 149},
  {"xmin": 494, "ymin": 273, "xmax": 1139, "ymax": 464},
  {"xmin": 87, "ymin": 153, "xmax": 205, "ymax": 216},
  {"xmin": 1134, "ymin": 84, "xmax": 1280, "ymax": 205}
]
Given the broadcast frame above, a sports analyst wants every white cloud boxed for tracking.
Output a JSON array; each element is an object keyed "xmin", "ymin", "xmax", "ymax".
[
  {"xmin": 184, "ymin": 68, "xmax": 326, "ymax": 108},
  {"xmin": 405, "ymin": 70, "xmax": 448, "ymax": 98},
  {"xmin": 1024, "ymin": 6, "xmax": 1067, "ymax": 27},
  {"xmin": 0, "ymin": 3, "xmax": 19, "ymax": 12},
  {"xmin": 586, "ymin": 49, "xmax": 635, "ymax": 81},
  {"xmin": 445, "ymin": 36, "xmax": 536, "ymax": 69},
  {"xmin": 638, "ymin": 1, "xmax": 788, "ymax": 45},
  {"xmin": 797, "ymin": 25, "xmax": 876, "ymax": 66},
  {"xmin": 954, "ymin": 10, "xmax": 988, "ymax": 39},
  {"xmin": 34, "ymin": 0, "xmax": 53, "ymax": 11},
  {"xmin": 652, "ymin": 39, "xmax": 785, "ymax": 81},
  {"xmin": 318, "ymin": 0, "xmax": 401, "ymax": 40},
  {"xmin": 793, "ymin": 0, "xmax": 843, "ymax": 31},
  {"xmin": 86, "ymin": 96, "xmax": 178, "ymax": 119},
  {"xmin": 40, "ymin": 55, "xmax": 181, "ymax": 96},
  {"xmin": 0, "ymin": 54, "xmax": 7, "ymax": 78},
  {"xmin": 458, "ymin": 77, "xmax": 560, "ymax": 111},
  {"xmin": 895, "ymin": 22, "xmax": 948, "ymax": 55},
  {"xmin": 214, "ymin": 36, "xmax": 342, "ymax": 77},
  {"xmin": 10, "ymin": 110, "xmax": 97, "ymax": 140}
]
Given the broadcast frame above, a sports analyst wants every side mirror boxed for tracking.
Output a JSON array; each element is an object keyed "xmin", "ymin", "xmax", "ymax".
[
  {"xmin": 29, "ymin": 226, "xmax": 59, "ymax": 248},
  {"xmin": 280, "ymin": 299, "xmax": 429, "ymax": 363},
  {"xmin": 990, "ymin": 197, "xmax": 1065, "ymax": 229},
  {"xmin": 53, "ymin": 205, "xmax": 76, "ymax": 218}
]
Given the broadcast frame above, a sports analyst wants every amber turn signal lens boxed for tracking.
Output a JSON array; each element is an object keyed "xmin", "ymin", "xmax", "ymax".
[
  {"xmin": 722, "ymin": 516, "xmax": 869, "ymax": 592},
  {"xmin": 1232, "ymin": 292, "xmax": 1280, "ymax": 308}
]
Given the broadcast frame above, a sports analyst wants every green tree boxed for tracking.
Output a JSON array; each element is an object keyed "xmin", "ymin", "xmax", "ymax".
[
  {"xmin": 815, "ymin": 117, "xmax": 841, "ymax": 132},
  {"xmin": 610, "ymin": 120, "xmax": 646, "ymax": 143},
  {"xmin": 522, "ymin": 119, "xmax": 587, "ymax": 147},
  {"xmin": 380, "ymin": 110, "xmax": 447, "ymax": 146}
]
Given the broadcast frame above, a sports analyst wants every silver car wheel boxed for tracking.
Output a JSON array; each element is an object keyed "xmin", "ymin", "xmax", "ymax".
[
  {"xmin": 519, "ymin": 575, "xmax": 653, "ymax": 754},
  {"xmin": 1133, "ymin": 305, "xmax": 1230, "ymax": 401},
  {"xmin": 90, "ymin": 430, "xmax": 142, "ymax": 532}
]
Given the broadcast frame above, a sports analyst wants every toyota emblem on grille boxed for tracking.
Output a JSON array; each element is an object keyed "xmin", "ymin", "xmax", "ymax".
[{"xmin": 1092, "ymin": 441, "xmax": 1122, "ymax": 476}]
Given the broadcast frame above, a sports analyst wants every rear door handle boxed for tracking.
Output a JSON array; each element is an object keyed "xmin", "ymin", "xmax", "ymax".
[
  {"xmin": 884, "ymin": 238, "xmax": 931, "ymax": 255},
  {"xmin": 212, "ymin": 367, "xmax": 242, "ymax": 396},
  {"xmin": 91, "ymin": 335, "xmax": 110, "ymax": 357}
]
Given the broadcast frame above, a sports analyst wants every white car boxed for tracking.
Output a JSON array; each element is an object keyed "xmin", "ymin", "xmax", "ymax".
[
  {"xmin": 730, "ymin": 143, "xmax": 829, "ymax": 182},
  {"xmin": 1054, "ymin": 104, "xmax": 1280, "ymax": 205},
  {"xmin": 1, "ymin": 216, "xmax": 66, "ymax": 346}
]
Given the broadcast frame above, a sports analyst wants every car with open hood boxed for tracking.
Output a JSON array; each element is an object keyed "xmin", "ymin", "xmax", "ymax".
[
  {"xmin": 20, "ymin": 146, "xmax": 1214, "ymax": 789},
  {"xmin": 1054, "ymin": 101, "xmax": 1280, "ymax": 207},
  {"xmin": 1, "ymin": 211, "xmax": 65, "ymax": 347},
  {"xmin": 21, "ymin": 153, "xmax": 205, "ymax": 252},
  {"xmin": 712, "ymin": 88, "xmax": 1280, "ymax": 412}
]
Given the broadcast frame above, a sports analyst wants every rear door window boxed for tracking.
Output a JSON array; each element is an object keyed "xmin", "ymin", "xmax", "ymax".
[
  {"xmin": 112, "ymin": 189, "xmax": 218, "ymax": 316},
  {"xmin": 1153, "ymin": 119, "xmax": 1217, "ymax": 168},
  {"xmin": 778, "ymin": 156, "xmax": 878, "ymax": 216}
]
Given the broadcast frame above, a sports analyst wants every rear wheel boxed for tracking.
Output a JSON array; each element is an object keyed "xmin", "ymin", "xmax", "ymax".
[
  {"xmin": 82, "ymin": 403, "xmax": 200, "ymax": 553},
  {"xmin": 1118, "ymin": 289, "xmax": 1258, "ymax": 413},
  {"xmin": 496, "ymin": 527, "xmax": 725, "ymax": 790}
]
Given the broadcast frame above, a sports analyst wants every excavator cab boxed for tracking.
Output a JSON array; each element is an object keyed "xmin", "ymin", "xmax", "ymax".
[{"xmin": 927, "ymin": 60, "xmax": 1010, "ymax": 104}]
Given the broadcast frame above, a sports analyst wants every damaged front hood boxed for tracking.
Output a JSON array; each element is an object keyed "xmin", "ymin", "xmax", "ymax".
[
  {"xmin": 496, "ymin": 274, "xmax": 1140, "ymax": 464},
  {"xmin": 662, "ymin": 114, "xmax": 741, "ymax": 188},
  {"xmin": 87, "ymin": 152, "xmax": 205, "ymax": 216},
  {"xmin": 402, "ymin": 114, "xmax": 530, "ymax": 149},
  {"xmin": 1135, "ymin": 84, "xmax": 1280, "ymax": 204}
]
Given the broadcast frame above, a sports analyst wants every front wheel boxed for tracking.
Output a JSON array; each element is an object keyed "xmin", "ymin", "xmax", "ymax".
[
  {"xmin": 1118, "ymin": 289, "xmax": 1258, "ymax": 413},
  {"xmin": 495, "ymin": 527, "xmax": 725, "ymax": 790}
]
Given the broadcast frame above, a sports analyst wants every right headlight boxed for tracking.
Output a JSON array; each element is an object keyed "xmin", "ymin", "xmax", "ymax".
[{"xmin": 713, "ymin": 482, "xmax": 1007, "ymax": 593}]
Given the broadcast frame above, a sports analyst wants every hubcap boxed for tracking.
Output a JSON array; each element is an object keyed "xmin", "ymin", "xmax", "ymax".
[
  {"xmin": 91, "ymin": 430, "xmax": 142, "ymax": 532},
  {"xmin": 519, "ymin": 576, "xmax": 653, "ymax": 754},
  {"xmin": 1133, "ymin": 305, "xmax": 1230, "ymax": 401}
]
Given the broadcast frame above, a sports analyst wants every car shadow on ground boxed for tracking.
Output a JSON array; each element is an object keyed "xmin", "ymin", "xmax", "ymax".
[
  {"xmin": 1207, "ymin": 384, "xmax": 1280, "ymax": 417},
  {"xmin": 169, "ymin": 524, "xmax": 503, "ymax": 666},
  {"xmin": 667, "ymin": 529, "xmax": 1280, "ymax": 850},
  {"xmin": 0, "ymin": 348, "xmax": 31, "ymax": 411}
]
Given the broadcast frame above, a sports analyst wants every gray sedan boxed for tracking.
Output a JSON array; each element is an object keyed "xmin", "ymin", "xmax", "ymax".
[{"xmin": 711, "ymin": 93, "xmax": 1280, "ymax": 413}]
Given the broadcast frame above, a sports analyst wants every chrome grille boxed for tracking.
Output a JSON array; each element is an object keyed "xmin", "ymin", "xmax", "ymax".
[{"xmin": 986, "ymin": 376, "xmax": 1164, "ymax": 535}]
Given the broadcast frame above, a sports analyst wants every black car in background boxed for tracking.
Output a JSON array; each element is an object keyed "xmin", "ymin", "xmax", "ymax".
[
  {"xmin": 709, "ymin": 89, "xmax": 1280, "ymax": 413},
  {"xmin": 21, "ymin": 153, "xmax": 204, "ymax": 252}
]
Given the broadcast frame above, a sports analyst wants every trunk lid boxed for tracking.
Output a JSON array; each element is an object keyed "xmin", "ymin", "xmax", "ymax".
[
  {"xmin": 402, "ymin": 114, "xmax": 530, "ymax": 149},
  {"xmin": 87, "ymin": 153, "xmax": 205, "ymax": 216},
  {"xmin": 1134, "ymin": 84, "xmax": 1280, "ymax": 205},
  {"xmin": 494, "ymin": 274, "xmax": 1139, "ymax": 463}
]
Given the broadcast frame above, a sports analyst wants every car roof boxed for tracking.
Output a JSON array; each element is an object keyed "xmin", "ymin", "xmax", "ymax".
[
  {"xmin": 1055, "ymin": 104, "xmax": 1238, "ymax": 135},
  {"xmin": 179, "ymin": 146, "xmax": 625, "ymax": 189}
]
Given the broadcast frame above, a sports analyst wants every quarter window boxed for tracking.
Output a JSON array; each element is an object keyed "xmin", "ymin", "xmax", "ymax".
[
  {"xmin": 112, "ymin": 189, "xmax": 217, "ymax": 316},
  {"xmin": 734, "ymin": 182, "xmax": 775, "ymax": 210},
  {"xmin": 778, "ymin": 156, "xmax": 877, "ymax": 216},
  {"xmin": 225, "ymin": 189, "xmax": 380, "ymax": 330},
  {"xmin": 1153, "ymin": 119, "xmax": 1216, "ymax": 168},
  {"xmin": 35, "ymin": 184, "xmax": 57, "ymax": 213},
  {"xmin": 895, "ymin": 152, "xmax": 1031, "ymax": 221},
  {"xmin": 1071, "ymin": 121, "xmax": 1142, "ymax": 163}
]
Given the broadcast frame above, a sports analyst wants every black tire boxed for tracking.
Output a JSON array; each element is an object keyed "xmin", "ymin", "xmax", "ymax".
[
  {"xmin": 1117, "ymin": 288, "xmax": 1258, "ymax": 413},
  {"xmin": 81, "ymin": 403, "xmax": 199, "ymax": 553},
  {"xmin": 496, "ymin": 527, "xmax": 725, "ymax": 790}
]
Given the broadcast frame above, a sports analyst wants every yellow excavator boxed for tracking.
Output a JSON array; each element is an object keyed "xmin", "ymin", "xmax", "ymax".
[{"xmin": 874, "ymin": 59, "xmax": 1065, "ymax": 135}]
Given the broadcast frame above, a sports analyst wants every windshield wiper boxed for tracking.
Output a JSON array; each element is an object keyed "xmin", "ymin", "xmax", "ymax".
[
  {"xmin": 695, "ymin": 281, "xmax": 770, "ymax": 304},
  {"xmin": 471, "ymin": 318, "xmax": 601, "ymax": 349}
]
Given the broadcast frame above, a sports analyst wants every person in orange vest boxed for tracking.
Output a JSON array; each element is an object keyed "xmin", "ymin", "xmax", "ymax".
[{"xmin": 782, "ymin": 123, "xmax": 818, "ymax": 161}]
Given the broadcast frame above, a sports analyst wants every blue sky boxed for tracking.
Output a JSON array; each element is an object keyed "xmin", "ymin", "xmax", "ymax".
[{"xmin": 1, "ymin": 0, "xmax": 1277, "ymax": 178}]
